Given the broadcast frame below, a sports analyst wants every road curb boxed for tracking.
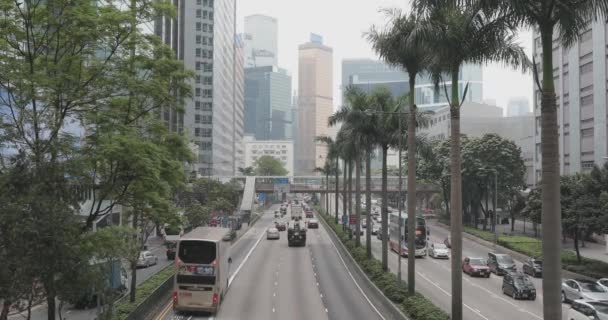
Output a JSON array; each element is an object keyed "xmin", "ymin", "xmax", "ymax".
[
  {"xmin": 434, "ymin": 221, "xmax": 594, "ymax": 280},
  {"xmin": 317, "ymin": 211, "xmax": 409, "ymax": 320}
]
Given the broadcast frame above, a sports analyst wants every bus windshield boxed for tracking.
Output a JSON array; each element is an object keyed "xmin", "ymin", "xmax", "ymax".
[{"xmin": 178, "ymin": 240, "xmax": 216, "ymax": 264}]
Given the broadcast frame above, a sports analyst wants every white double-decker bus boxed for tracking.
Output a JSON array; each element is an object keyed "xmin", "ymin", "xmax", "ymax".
[
  {"xmin": 173, "ymin": 227, "xmax": 232, "ymax": 314},
  {"xmin": 388, "ymin": 212, "xmax": 429, "ymax": 257}
]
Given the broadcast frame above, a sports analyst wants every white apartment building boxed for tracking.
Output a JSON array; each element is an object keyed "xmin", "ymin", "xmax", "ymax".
[{"xmin": 243, "ymin": 135, "xmax": 294, "ymax": 176}]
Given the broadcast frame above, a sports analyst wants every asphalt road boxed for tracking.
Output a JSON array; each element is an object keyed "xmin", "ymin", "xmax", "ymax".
[
  {"xmin": 156, "ymin": 203, "xmax": 386, "ymax": 320},
  {"xmin": 330, "ymin": 194, "xmax": 570, "ymax": 320}
]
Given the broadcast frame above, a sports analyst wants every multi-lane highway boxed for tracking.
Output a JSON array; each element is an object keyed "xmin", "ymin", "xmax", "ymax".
[
  {"xmin": 330, "ymin": 194, "xmax": 570, "ymax": 320},
  {"xmin": 155, "ymin": 204, "xmax": 389, "ymax": 320}
]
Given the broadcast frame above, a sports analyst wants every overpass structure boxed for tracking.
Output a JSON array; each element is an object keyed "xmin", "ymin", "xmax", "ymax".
[{"xmin": 214, "ymin": 176, "xmax": 440, "ymax": 215}]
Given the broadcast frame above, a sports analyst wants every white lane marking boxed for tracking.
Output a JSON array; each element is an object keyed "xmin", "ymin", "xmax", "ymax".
[
  {"xmin": 316, "ymin": 282, "xmax": 319, "ymax": 286},
  {"xmin": 273, "ymin": 292, "xmax": 276, "ymax": 297},
  {"xmin": 417, "ymin": 272, "xmax": 490, "ymax": 320},
  {"xmin": 228, "ymin": 226, "xmax": 266, "ymax": 286},
  {"xmin": 324, "ymin": 225, "xmax": 386, "ymax": 320},
  {"xmin": 272, "ymin": 307, "xmax": 275, "ymax": 313},
  {"xmin": 274, "ymin": 282, "xmax": 278, "ymax": 286},
  {"xmin": 469, "ymin": 283, "xmax": 543, "ymax": 320},
  {"xmin": 320, "ymin": 293, "xmax": 323, "ymax": 298},
  {"xmin": 325, "ymin": 308, "xmax": 329, "ymax": 313}
]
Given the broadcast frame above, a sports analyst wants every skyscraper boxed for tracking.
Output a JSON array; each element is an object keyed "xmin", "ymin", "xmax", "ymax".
[
  {"xmin": 532, "ymin": 22, "xmax": 608, "ymax": 182},
  {"xmin": 244, "ymin": 66, "xmax": 292, "ymax": 140},
  {"xmin": 507, "ymin": 97, "xmax": 530, "ymax": 117},
  {"xmin": 296, "ymin": 34, "xmax": 333, "ymax": 174},
  {"xmin": 154, "ymin": 0, "xmax": 243, "ymax": 176},
  {"xmin": 244, "ymin": 14, "xmax": 278, "ymax": 68}
]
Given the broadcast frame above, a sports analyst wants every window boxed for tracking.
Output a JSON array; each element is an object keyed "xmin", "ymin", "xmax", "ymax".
[
  {"xmin": 202, "ymin": 116, "xmax": 212, "ymax": 124},
  {"xmin": 203, "ymin": 24, "xmax": 208, "ymax": 32},
  {"xmin": 580, "ymin": 62, "xmax": 593, "ymax": 74},
  {"xmin": 209, "ymin": 12, "xmax": 213, "ymax": 20},
  {"xmin": 196, "ymin": 35, "xmax": 201, "ymax": 44},
  {"xmin": 196, "ymin": 22, "xmax": 201, "ymax": 31},
  {"xmin": 195, "ymin": 88, "xmax": 201, "ymax": 96},
  {"xmin": 581, "ymin": 128, "xmax": 594, "ymax": 137},
  {"xmin": 581, "ymin": 94, "xmax": 593, "ymax": 106},
  {"xmin": 203, "ymin": 102, "xmax": 212, "ymax": 110},
  {"xmin": 195, "ymin": 75, "xmax": 201, "ymax": 84},
  {"xmin": 202, "ymin": 36, "xmax": 207, "ymax": 45},
  {"xmin": 202, "ymin": 129, "xmax": 212, "ymax": 137},
  {"xmin": 203, "ymin": 10, "xmax": 208, "ymax": 19},
  {"xmin": 581, "ymin": 29, "xmax": 592, "ymax": 42},
  {"xmin": 203, "ymin": 0, "xmax": 207, "ymax": 6},
  {"xmin": 201, "ymin": 142, "xmax": 212, "ymax": 150},
  {"xmin": 195, "ymin": 48, "xmax": 201, "ymax": 57},
  {"xmin": 195, "ymin": 115, "xmax": 201, "ymax": 124},
  {"xmin": 197, "ymin": 0, "xmax": 201, "ymax": 4},
  {"xmin": 204, "ymin": 76, "xmax": 212, "ymax": 85},
  {"xmin": 195, "ymin": 101, "xmax": 201, "ymax": 110},
  {"xmin": 209, "ymin": 24, "xmax": 213, "ymax": 33},
  {"xmin": 209, "ymin": 0, "xmax": 213, "ymax": 7},
  {"xmin": 203, "ymin": 89, "xmax": 212, "ymax": 97},
  {"xmin": 204, "ymin": 63, "xmax": 213, "ymax": 72},
  {"xmin": 194, "ymin": 128, "xmax": 201, "ymax": 136},
  {"xmin": 196, "ymin": 9, "xmax": 201, "ymax": 18},
  {"xmin": 582, "ymin": 161, "xmax": 595, "ymax": 169}
]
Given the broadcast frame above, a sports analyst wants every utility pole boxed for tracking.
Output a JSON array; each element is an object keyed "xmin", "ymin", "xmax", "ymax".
[{"xmin": 397, "ymin": 107, "xmax": 403, "ymax": 283}]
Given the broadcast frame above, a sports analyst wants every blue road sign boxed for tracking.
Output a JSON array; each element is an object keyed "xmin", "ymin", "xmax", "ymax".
[{"xmin": 259, "ymin": 192, "xmax": 266, "ymax": 202}]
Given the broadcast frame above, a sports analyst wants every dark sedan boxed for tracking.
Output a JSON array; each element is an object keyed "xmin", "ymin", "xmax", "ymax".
[
  {"xmin": 275, "ymin": 221, "xmax": 287, "ymax": 231},
  {"xmin": 522, "ymin": 258, "xmax": 542, "ymax": 277},
  {"xmin": 307, "ymin": 219, "xmax": 319, "ymax": 229}
]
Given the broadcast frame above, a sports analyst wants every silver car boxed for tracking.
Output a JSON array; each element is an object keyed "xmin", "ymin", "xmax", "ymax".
[
  {"xmin": 267, "ymin": 227, "xmax": 280, "ymax": 240},
  {"xmin": 568, "ymin": 300, "xmax": 608, "ymax": 320},
  {"xmin": 598, "ymin": 278, "xmax": 608, "ymax": 292},
  {"xmin": 137, "ymin": 251, "xmax": 158, "ymax": 268},
  {"xmin": 562, "ymin": 279, "xmax": 608, "ymax": 303},
  {"xmin": 428, "ymin": 243, "xmax": 449, "ymax": 259}
]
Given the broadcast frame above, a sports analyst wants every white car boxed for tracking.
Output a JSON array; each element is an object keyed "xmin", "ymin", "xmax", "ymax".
[
  {"xmin": 267, "ymin": 227, "xmax": 280, "ymax": 240},
  {"xmin": 137, "ymin": 251, "xmax": 158, "ymax": 268},
  {"xmin": 371, "ymin": 224, "xmax": 380, "ymax": 235},
  {"xmin": 428, "ymin": 243, "xmax": 449, "ymax": 259},
  {"xmin": 568, "ymin": 300, "xmax": 608, "ymax": 320},
  {"xmin": 598, "ymin": 278, "xmax": 608, "ymax": 292}
]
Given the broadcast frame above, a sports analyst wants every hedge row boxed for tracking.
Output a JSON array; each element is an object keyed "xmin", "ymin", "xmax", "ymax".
[
  {"xmin": 112, "ymin": 265, "xmax": 175, "ymax": 320},
  {"xmin": 464, "ymin": 226, "xmax": 608, "ymax": 279},
  {"xmin": 315, "ymin": 206, "xmax": 449, "ymax": 320}
]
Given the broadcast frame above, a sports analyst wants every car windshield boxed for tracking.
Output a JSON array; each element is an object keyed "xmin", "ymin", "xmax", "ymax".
[
  {"xmin": 469, "ymin": 258, "xmax": 485, "ymax": 266},
  {"xmin": 589, "ymin": 302, "xmax": 608, "ymax": 314},
  {"xmin": 435, "ymin": 244, "xmax": 447, "ymax": 249},
  {"xmin": 514, "ymin": 276, "xmax": 533, "ymax": 286},
  {"xmin": 581, "ymin": 282, "xmax": 606, "ymax": 292},
  {"xmin": 496, "ymin": 255, "xmax": 514, "ymax": 264}
]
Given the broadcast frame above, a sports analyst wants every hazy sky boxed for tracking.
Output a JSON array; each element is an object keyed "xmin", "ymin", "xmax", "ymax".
[{"xmin": 238, "ymin": 0, "xmax": 534, "ymax": 114}]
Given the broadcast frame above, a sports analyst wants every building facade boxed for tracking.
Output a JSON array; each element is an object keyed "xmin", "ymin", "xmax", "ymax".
[
  {"xmin": 244, "ymin": 66, "xmax": 292, "ymax": 140},
  {"xmin": 507, "ymin": 97, "xmax": 530, "ymax": 117},
  {"xmin": 243, "ymin": 135, "xmax": 294, "ymax": 175},
  {"xmin": 296, "ymin": 34, "xmax": 333, "ymax": 174},
  {"xmin": 532, "ymin": 22, "xmax": 608, "ymax": 183},
  {"xmin": 154, "ymin": 0, "xmax": 243, "ymax": 176},
  {"xmin": 244, "ymin": 14, "xmax": 278, "ymax": 68},
  {"xmin": 420, "ymin": 101, "xmax": 535, "ymax": 186},
  {"xmin": 341, "ymin": 58, "xmax": 483, "ymax": 108}
]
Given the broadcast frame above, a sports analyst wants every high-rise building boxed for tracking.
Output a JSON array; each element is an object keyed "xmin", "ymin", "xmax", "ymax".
[
  {"xmin": 507, "ymin": 97, "xmax": 530, "ymax": 117},
  {"xmin": 296, "ymin": 34, "xmax": 333, "ymax": 175},
  {"xmin": 154, "ymin": 0, "xmax": 243, "ymax": 176},
  {"xmin": 244, "ymin": 66, "xmax": 292, "ymax": 140},
  {"xmin": 234, "ymin": 34, "xmax": 246, "ymax": 173},
  {"xmin": 341, "ymin": 58, "xmax": 483, "ymax": 108},
  {"xmin": 244, "ymin": 14, "xmax": 278, "ymax": 68},
  {"xmin": 532, "ymin": 22, "xmax": 608, "ymax": 183}
]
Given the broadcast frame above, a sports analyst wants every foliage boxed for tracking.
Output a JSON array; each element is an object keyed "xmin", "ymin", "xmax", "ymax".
[
  {"xmin": 184, "ymin": 201, "xmax": 211, "ymax": 228},
  {"xmin": 238, "ymin": 166, "xmax": 255, "ymax": 176},
  {"xmin": 188, "ymin": 178, "xmax": 241, "ymax": 209},
  {"xmin": 254, "ymin": 155, "xmax": 289, "ymax": 176},
  {"xmin": 316, "ymin": 206, "xmax": 449, "ymax": 320},
  {"xmin": 112, "ymin": 265, "xmax": 175, "ymax": 320}
]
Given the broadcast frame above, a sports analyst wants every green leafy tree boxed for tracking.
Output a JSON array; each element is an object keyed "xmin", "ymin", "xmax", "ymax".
[
  {"xmin": 316, "ymin": 136, "xmax": 341, "ymax": 225},
  {"xmin": 185, "ymin": 202, "xmax": 211, "ymax": 228},
  {"xmin": 238, "ymin": 166, "xmax": 255, "ymax": 176},
  {"xmin": 254, "ymin": 155, "xmax": 289, "ymax": 176}
]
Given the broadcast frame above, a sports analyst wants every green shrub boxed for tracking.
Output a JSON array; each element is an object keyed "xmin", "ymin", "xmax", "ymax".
[
  {"xmin": 315, "ymin": 205, "xmax": 448, "ymax": 320},
  {"xmin": 113, "ymin": 266, "xmax": 175, "ymax": 320}
]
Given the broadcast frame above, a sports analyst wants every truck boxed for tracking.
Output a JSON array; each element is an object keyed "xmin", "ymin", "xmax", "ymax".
[
  {"xmin": 291, "ymin": 203, "xmax": 303, "ymax": 221},
  {"xmin": 287, "ymin": 220, "xmax": 307, "ymax": 247}
]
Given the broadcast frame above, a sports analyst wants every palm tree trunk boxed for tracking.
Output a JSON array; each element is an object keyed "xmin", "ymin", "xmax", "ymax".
[
  {"xmin": 381, "ymin": 144, "xmax": 389, "ymax": 271},
  {"xmin": 335, "ymin": 157, "xmax": 340, "ymax": 224},
  {"xmin": 343, "ymin": 159, "xmax": 348, "ymax": 228},
  {"xmin": 540, "ymin": 28, "xmax": 562, "ymax": 320},
  {"xmin": 348, "ymin": 160, "xmax": 353, "ymax": 232},
  {"xmin": 407, "ymin": 76, "xmax": 417, "ymax": 295},
  {"xmin": 326, "ymin": 173, "xmax": 330, "ymax": 214},
  {"xmin": 355, "ymin": 154, "xmax": 362, "ymax": 246},
  {"xmin": 366, "ymin": 148, "xmax": 372, "ymax": 258},
  {"xmin": 449, "ymin": 69, "xmax": 463, "ymax": 320}
]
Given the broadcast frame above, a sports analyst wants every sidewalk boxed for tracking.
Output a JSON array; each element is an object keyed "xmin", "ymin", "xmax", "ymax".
[{"xmin": 482, "ymin": 218, "xmax": 608, "ymax": 264}]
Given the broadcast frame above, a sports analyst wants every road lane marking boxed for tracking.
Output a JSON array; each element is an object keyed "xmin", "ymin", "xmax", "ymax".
[
  {"xmin": 155, "ymin": 300, "xmax": 172, "ymax": 320},
  {"xmin": 228, "ymin": 226, "xmax": 266, "ymax": 286},
  {"xmin": 469, "ymin": 283, "xmax": 543, "ymax": 320},
  {"xmin": 272, "ymin": 307, "xmax": 275, "ymax": 313},
  {"xmin": 324, "ymin": 225, "xmax": 386, "ymax": 320}
]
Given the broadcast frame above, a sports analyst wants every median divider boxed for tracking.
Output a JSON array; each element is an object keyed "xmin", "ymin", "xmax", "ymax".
[
  {"xmin": 314, "ymin": 206, "xmax": 449, "ymax": 320},
  {"xmin": 112, "ymin": 265, "xmax": 175, "ymax": 320}
]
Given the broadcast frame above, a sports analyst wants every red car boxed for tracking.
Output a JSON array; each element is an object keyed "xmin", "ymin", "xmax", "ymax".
[{"xmin": 462, "ymin": 257, "xmax": 490, "ymax": 277}]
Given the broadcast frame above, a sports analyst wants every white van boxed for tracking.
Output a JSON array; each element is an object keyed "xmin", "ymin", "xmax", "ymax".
[{"xmin": 173, "ymin": 227, "xmax": 232, "ymax": 314}]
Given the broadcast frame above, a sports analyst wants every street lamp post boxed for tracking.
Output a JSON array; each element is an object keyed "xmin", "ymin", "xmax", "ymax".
[{"xmin": 492, "ymin": 171, "xmax": 498, "ymax": 245}]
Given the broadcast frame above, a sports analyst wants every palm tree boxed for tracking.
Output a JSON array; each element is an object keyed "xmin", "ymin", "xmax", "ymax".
[
  {"xmin": 330, "ymin": 86, "xmax": 377, "ymax": 248},
  {"xmin": 316, "ymin": 136, "xmax": 340, "ymax": 223},
  {"xmin": 483, "ymin": 2, "xmax": 606, "ymax": 317},
  {"xmin": 314, "ymin": 159, "xmax": 337, "ymax": 214},
  {"xmin": 367, "ymin": 9, "xmax": 433, "ymax": 294},
  {"xmin": 412, "ymin": 1, "xmax": 529, "ymax": 318}
]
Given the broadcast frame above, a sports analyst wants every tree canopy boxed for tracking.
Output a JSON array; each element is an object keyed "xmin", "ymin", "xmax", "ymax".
[{"xmin": 254, "ymin": 155, "xmax": 289, "ymax": 176}]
